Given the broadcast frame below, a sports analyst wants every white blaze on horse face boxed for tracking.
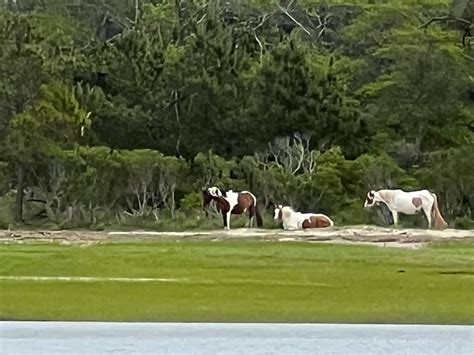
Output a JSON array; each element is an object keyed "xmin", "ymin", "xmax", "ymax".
[
  {"xmin": 364, "ymin": 191, "xmax": 376, "ymax": 208},
  {"xmin": 274, "ymin": 205, "xmax": 282, "ymax": 220},
  {"xmin": 208, "ymin": 187, "xmax": 222, "ymax": 197}
]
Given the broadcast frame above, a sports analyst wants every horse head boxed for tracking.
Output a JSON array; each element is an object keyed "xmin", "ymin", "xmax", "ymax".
[
  {"xmin": 364, "ymin": 190, "xmax": 378, "ymax": 208},
  {"xmin": 273, "ymin": 204, "xmax": 284, "ymax": 220},
  {"xmin": 207, "ymin": 186, "xmax": 223, "ymax": 198},
  {"xmin": 203, "ymin": 187, "xmax": 226, "ymax": 217},
  {"xmin": 202, "ymin": 189, "xmax": 213, "ymax": 208}
]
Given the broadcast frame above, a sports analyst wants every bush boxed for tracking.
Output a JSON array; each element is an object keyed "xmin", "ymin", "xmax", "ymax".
[
  {"xmin": 180, "ymin": 192, "xmax": 203, "ymax": 211},
  {"xmin": 0, "ymin": 193, "xmax": 14, "ymax": 228},
  {"xmin": 454, "ymin": 216, "xmax": 474, "ymax": 230},
  {"xmin": 334, "ymin": 199, "xmax": 369, "ymax": 225}
]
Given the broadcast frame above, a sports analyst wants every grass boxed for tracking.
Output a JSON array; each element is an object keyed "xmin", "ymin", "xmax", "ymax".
[{"xmin": 0, "ymin": 240, "xmax": 473, "ymax": 323}]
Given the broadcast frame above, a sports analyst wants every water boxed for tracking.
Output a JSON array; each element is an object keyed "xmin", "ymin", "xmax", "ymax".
[{"xmin": 1, "ymin": 322, "xmax": 473, "ymax": 354}]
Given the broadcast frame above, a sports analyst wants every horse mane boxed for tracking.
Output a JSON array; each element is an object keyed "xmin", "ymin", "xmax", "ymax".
[
  {"xmin": 377, "ymin": 189, "xmax": 393, "ymax": 204},
  {"xmin": 281, "ymin": 206, "xmax": 296, "ymax": 217}
]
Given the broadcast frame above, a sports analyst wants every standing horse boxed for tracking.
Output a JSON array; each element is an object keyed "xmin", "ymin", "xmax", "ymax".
[
  {"xmin": 203, "ymin": 187, "xmax": 263, "ymax": 230},
  {"xmin": 364, "ymin": 189, "xmax": 448, "ymax": 230},
  {"xmin": 274, "ymin": 205, "xmax": 334, "ymax": 230}
]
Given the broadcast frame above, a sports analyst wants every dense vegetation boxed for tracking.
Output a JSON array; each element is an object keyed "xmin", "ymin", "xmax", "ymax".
[{"xmin": 0, "ymin": 0, "xmax": 473, "ymax": 229}]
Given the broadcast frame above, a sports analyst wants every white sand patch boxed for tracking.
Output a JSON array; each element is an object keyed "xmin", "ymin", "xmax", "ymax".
[{"xmin": 0, "ymin": 226, "xmax": 472, "ymax": 248}]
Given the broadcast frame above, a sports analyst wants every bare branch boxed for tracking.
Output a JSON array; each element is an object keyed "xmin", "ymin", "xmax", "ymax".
[
  {"xmin": 254, "ymin": 32, "xmax": 264, "ymax": 63},
  {"xmin": 196, "ymin": 13, "xmax": 207, "ymax": 24},
  {"xmin": 134, "ymin": 0, "xmax": 140, "ymax": 24},
  {"xmin": 253, "ymin": 13, "xmax": 272, "ymax": 64},
  {"xmin": 172, "ymin": 91, "xmax": 181, "ymax": 155},
  {"xmin": 419, "ymin": 16, "xmax": 471, "ymax": 29},
  {"xmin": 419, "ymin": 16, "xmax": 473, "ymax": 47},
  {"xmin": 290, "ymin": 133, "xmax": 303, "ymax": 174},
  {"xmin": 277, "ymin": 3, "xmax": 311, "ymax": 36},
  {"xmin": 254, "ymin": 13, "xmax": 272, "ymax": 31}
]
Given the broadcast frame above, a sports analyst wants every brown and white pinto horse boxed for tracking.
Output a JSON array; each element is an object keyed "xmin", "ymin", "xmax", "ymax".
[
  {"xmin": 202, "ymin": 187, "xmax": 263, "ymax": 230},
  {"xmin": 364, "ymin": 189, "xmax": 448, "ymax": 230},
  {"xmin": 274, "ymin": 205, "xmax": 334, "ymax": 230}
]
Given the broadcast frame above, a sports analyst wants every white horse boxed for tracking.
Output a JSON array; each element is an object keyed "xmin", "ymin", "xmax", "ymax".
[
  {"xmin": 364, "ymin": 189, "xmax": 448, "ymax": 229},
  {"xmin": 274, "ymin": 205, "xmax": 334, "ymax": 230}
]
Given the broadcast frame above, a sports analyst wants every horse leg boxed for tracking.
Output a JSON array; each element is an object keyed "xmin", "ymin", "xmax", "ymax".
[
  {"xmin": 248, "ymin": 206, "xmax": 255, "ymax": 228},
  {"xmin": 225, "ymin": 212, "xmax": 231, "ymax": 230},
  {"xmin": 422, "ymin": 205, "xmax": 432, "ymax": 229},
  {"xmin": 392, "ymin": 211, "xmax": 399, "ymax": 226},
  {"xmin": 222, "ymin": 212, "xmax": 227, "ymax": 229}
]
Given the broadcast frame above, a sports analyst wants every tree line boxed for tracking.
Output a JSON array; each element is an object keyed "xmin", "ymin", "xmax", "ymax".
[{"xmin": 0, "ymin": 0, "xmax": 472, "ymax": 229}]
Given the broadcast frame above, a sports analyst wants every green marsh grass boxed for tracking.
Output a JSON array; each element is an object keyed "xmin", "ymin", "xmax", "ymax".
[{"xmin": 0, "ymin": 240, "xmax": 472, "ymax": 323}]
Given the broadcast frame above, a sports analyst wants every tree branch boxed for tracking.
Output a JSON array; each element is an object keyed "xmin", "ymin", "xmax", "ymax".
[
  {"xmin": 419, "ymin": 16, "xmax": 471, "ymax": 29},
  {"xmin": 254, "ymin": 32, "xmax": 264, "ymax": 63},
  {"xmin": 277, "ymin": 2, "xmax": 311, "ymax": 36},
  {"xmin": 253, "ymin": 13, "xmax": 272, "ymax": 64},
  {"xmin": 134, "ymin": 0, "xmax": 140, "ymax": 24}
]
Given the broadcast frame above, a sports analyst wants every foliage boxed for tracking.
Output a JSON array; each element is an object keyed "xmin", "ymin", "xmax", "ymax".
[
  {"xmin": 0, "ymin": 0, "xmax": 473, "ymax": 228},
  {"xmin": 416, "ymin": 147, "xmax": 474, "ymax": 219},
  {"xmin": 7, "ymin": 82, "xmax": 89, "ymax": 162}
]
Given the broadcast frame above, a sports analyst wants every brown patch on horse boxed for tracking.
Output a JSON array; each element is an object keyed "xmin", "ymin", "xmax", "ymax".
[
  {"xmin": 412, "ymin": 197, "xmax": 422, "ymax": 208},
  {"xmin": 302, "ymin": 215, "xmax": 332, "ymax": 228},
  {"xmin": 231, "ymin": 204, "xmax": 245, "ymax": 214},
  {"xmin": 231, "ymin": 193, "xmax": 254, "ymax": 214},
  {"xmin": 214, "ymin": 197, "xmax": 230, "ymax": 213}
]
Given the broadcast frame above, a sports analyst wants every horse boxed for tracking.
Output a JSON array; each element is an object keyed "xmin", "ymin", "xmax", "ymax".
[
  {"xmin": 273, "ymin": 205, "xmax": 334, "ymax": 230},
  {"xmin": 364, "ymin": 189, "xmax": 448, "ymax": 230},
  {"xmin": 202, "ymin": 187, "xmax": 263, "ymax": 230}
]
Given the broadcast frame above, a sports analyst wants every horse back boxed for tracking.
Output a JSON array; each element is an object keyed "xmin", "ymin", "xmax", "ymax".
[
  {"xmin": 237, "ymin": 192, "xmax": 256, "ymax": 207},
  {"xmin": 302, "ymin": 214, "xmax": 334, "ymax": 228},
  {"xmin": 386, "ymin": 189, "xmax": 434, "ymax": 214}
]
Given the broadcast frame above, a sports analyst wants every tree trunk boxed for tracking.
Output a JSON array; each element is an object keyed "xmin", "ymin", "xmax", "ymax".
[
  {"xmin": 14, "ymin": 164, "xmax": 25, "ymax": 224},
  {"xmin": 170, "ymin": 187, "xmax": 175, "ymax": 219},
  {"xmin": 89, "ymin": 201, "xmax": 95, "ymax": 225}
]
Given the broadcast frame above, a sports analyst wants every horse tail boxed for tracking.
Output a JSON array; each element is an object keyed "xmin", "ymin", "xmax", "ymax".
[
  {"xmin": 326, "ymin": 216, "xmax": 335, "ymax": 227},
  {"xmin": 254, "ymin": 204, "xmax": 263, "ymax": 227},
  {"xmin": 316, "ymin": 214, "xmax": 334, "ymax": 227},
  {"xmin": 244, "ymin": 191, "xmax": 263, "ymax": 227},
  {"xmin": 430, "ymin": 193, "xmax": 448, "ymax": 230}
]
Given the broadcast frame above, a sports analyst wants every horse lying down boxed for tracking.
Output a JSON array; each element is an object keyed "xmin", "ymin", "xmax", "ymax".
[{"xmin": 274, "ymin": 205, "xmax": 334, "ymax": 230}]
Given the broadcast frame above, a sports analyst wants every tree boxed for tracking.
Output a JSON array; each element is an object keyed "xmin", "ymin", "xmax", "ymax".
[
  {"xmin": 6, "ymin": 82, "xmax": 90, "ymax": 222},
  {"xmin": 246, "ymin": 41, "xmax": 363, "ymax": 157},
  {"xmin": 420, "ymin": 0, "xmax": 473, "ymax": 47},
  {"xmin": 349, "ymin": 5, "xmax": 474, "ymax": 155}
]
